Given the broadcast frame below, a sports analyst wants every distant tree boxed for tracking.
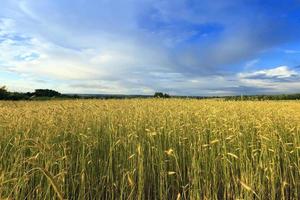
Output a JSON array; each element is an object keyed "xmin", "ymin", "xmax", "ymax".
[
  {"xmin": 8, "ymin": 92, "xmax": 30, "ymax": 100},
  {"xmin": 0, "ymin": 86, "xmax": 8, "ymax": 100},
  {"xmin": 0, "ymin": 87, "xmax": 66, "ymax": 100},
  {"xmin": 34, "ymin": 89, "xmax": 61, "ymax": 97},
  {"xmin": 154, "ymin": 92, "xmax": 171, "ymax": 98},
  {"xmin": 163, "ymin": 93, "xmax": 170, "ymax": 98},
  {"xmin": 0, "ymin": 86, "xmax": 7, "ymax": 93},
  {"xmin": 154, "ymin": 92, "xmax": 164, "ymax": 98}
]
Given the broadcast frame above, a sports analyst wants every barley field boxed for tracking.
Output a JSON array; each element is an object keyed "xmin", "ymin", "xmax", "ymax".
[{"xmin": 0, "ymin": 99, "xmax": 299, "ymax": 200}]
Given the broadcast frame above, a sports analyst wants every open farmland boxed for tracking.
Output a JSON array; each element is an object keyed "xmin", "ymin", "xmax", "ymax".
[{"xmin": 0, "ymin": 99, "xmax": 299, "ymax": 199}]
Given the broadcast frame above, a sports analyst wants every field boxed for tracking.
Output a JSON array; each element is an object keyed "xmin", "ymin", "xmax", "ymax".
[{"xmin": 0, "ymin": 99, "xmax": 299, "ymax": 199}]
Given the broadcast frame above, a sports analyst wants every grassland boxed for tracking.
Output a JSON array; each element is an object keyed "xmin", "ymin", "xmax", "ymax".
[{"xmin": 0, "ymin": 99, "xmax": 299, "ymax": 199}]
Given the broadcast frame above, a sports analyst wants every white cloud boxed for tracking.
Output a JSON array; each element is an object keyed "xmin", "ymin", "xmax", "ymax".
[
  {"xmin": 245, "ymin": 59, "xmax": 259, "ymax": 69},
  {"xmin": 0, "ymin": 16, "xmax": 175, "ymax": 94},
  {"xmin": 0, "ymin": 18, "xmax": 15, "ymax": 36},
  {"xmin": 235, "ymin": 66, "xmax": 300, "ymax": 94},
  {"xmin": 239, "ymin": 66, "xmax": 297, "ymax": 79}
]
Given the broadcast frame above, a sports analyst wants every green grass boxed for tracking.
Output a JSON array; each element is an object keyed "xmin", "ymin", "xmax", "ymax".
[{"xmin": 0, "ymin": 99, "xmax": 299, "ymax": 199}]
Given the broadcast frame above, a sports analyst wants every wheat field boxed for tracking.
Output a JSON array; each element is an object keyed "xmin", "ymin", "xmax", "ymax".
[{"xmin": 0, "ymin": 99, "xmax": 299, "ymax": 199}]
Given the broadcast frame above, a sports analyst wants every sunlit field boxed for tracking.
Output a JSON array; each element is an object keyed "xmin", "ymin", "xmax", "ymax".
[{"xmin": 0, "ymin": 99, "xmax": 299, "ymax": 199}]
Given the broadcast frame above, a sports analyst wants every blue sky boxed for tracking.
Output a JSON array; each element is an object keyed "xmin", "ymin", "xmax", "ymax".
[{"xmin": 1, "ymin": 0, "xmax": 300, "ymax": 95}]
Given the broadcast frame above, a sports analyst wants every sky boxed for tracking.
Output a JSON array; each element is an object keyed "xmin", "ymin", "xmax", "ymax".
[{"xmin": 1, "ymin": 0, "xmax": 300, "ymax": 96}]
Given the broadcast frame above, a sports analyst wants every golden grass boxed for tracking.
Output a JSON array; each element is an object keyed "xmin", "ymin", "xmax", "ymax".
[{"xmin": 0, "ymin": 99, "xmax": 299, "ymax": 199}]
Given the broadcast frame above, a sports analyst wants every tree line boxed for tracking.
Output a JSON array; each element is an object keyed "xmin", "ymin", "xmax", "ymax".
[
  {"xmin": 0, "ymin": 86, "xmax": 174, "ymax": 100},
  {"xmin": 224, "ymin": 94, "xmax": 300, "ymax": 101},
  {"xmin": 0, "ymin": 86, "xmax": 70, "ymax": 100},
  {"xmin": 1, "ymin": 86, "xmax": 300, "ymax": 100}
]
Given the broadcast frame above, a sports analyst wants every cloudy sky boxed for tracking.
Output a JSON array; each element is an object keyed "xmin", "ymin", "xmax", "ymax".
[{"xmin": 1, "ymin": 0, "xmax": 300, "ymax": 96}]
